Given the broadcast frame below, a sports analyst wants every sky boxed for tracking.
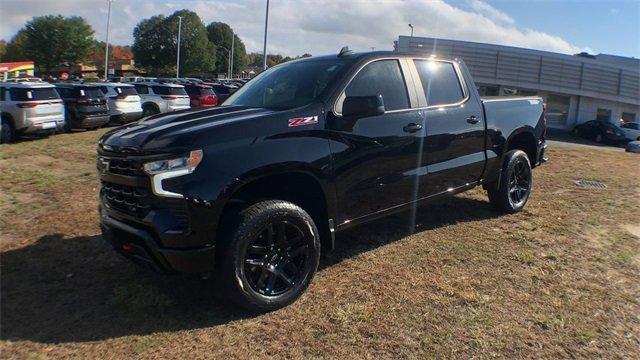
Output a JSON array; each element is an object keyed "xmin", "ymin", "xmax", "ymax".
[{"xmin": 0, "ymin": 0, "xmax": 638, "ymax": 58}]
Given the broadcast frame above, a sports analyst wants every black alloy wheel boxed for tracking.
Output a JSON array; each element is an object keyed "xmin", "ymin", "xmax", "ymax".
[
  {"xmin": 218, "ymin": 200, "xmax": 320, "ymax": 311},
  {"xmin": 507, "ymin": 157, "xmax": 531, "ymax": 208},
  {"xmin": 243, "ymin": 221, "xmax": 309, "ymax": 296}
]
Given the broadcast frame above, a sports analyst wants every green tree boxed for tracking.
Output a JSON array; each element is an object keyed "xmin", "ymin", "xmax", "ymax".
[
  {"xmin": 3, "ymin": 29, "xmax": 30, "ymax": 62},
  {"xmin": 22, "ymin": 15, "xmax": 94, "ymax": 71},
  {"xmin": 206, "ymin": 22, "xmax": 246, "ymax": 76},
  {"xmin": 133, "ymin": 11, "xmax": 215, "ymax": 75},
  {"xmin": 0, "ymin": 40, "xmax": 6, "ymax": 61}
]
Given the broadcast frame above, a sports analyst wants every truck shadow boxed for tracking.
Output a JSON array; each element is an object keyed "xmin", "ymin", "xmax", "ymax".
[{"xmin": 1, "ymin": 195, "xmax": 499, "ymax": 343}]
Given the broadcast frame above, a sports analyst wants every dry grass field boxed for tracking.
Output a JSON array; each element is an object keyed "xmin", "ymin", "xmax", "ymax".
[{"xmin": 1, "ymin": 129, "xmax": 639, "ymax": 359}]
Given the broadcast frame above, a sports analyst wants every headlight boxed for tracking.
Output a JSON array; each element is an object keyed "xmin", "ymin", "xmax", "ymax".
[{"xmin": 143, "ymin": 150, "xmax": 203, "ymax": 175}]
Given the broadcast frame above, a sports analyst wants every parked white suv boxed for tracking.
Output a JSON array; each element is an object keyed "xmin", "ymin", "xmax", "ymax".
[
  {"xmin": 92, "ymin": 82, "xmax": 143, "ymax": 123},
  {"xmin": 0, "ymin": 81, "xmax": 65, "ymax": 143},
  {"xmin": 133, "ymin": 82, "xmax": 190, "ymax": 117}
]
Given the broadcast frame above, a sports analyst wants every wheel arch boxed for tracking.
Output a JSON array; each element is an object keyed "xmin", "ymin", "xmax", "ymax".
[
  {"xmin": 218, "ymin": 168, "xmax": 334, "ymax": 250},
  {"xmin": 506, "ymin": 127, "xmax": 537, "ymax": 166}
]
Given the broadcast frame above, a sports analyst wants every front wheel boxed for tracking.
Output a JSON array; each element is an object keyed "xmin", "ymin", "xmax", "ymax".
[
  {"xmin": 217, "ymin": 200, "xmax": 320, "ymax": 311},
  {"xmin": 487, "ymin": 150, "xmax": 532, "ymax": 213}
]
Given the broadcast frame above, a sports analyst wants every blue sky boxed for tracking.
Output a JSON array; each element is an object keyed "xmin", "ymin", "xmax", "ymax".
[
  {"xmin": 1, "ymin": 0, "xmax": 638, "ymax": 58},
  {"xmin": 480, "ymin": 0, "xmax": 639, "ymax": 57}
]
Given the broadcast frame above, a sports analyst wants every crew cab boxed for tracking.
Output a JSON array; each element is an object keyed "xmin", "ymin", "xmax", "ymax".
[{"xmin": 98, "ymin": 50, "xmax": 547, "ymax": 311}]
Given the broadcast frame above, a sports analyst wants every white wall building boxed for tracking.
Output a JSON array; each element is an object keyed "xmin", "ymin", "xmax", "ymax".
[{"xmin": 395, "ymin": 36, "xmax": 640, "ymax": 129}]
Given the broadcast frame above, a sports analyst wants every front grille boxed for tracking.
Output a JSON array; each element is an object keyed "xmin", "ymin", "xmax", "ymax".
[
  {"xmin": 107, "ymin": 158, "xmax": 144, "ymax": 177},
  {"xmin": 102, "ymin": 181, "xmax": 151, "ymax": 217}
]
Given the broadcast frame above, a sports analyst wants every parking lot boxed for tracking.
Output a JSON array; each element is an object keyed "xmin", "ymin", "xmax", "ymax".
[{"xmin": 1, "ymin": 129, "xmax": 638, "ymax": 358}]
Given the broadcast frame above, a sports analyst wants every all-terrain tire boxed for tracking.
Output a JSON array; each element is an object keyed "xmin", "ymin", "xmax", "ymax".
[
  {"xmin": 487, "ymin": 150, "xmax": 532, "ymax": 213},
  {"xmin": 217, "ymin": 200, "xmax": 320, "ymax": 312}
]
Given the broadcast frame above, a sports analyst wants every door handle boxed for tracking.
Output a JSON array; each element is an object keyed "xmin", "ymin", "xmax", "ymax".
[
  {"xmin": 403, "ymin": 123, "xmax": 423, "ymax": 133},
  {"xmin": 466, "ymin": 115, "xmax": 480, "ymax": 124}
]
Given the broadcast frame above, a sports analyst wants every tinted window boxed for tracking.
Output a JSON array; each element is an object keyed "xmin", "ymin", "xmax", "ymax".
[
  {"xmin": 0, "ymin": 87, "xmax": 4, "ymax": 101},
  {"xmin": 343, "ymin": 60, "xmax": 409, "ymax": 111},
  {"xmin": 184, "ymin": 85, "xmax": 199, "ymax": 96},
  {"xmin": 9, "ymin": 87, "xmax": 60, "ymax": 101},
  {"xmin": 77, "ymin": 87, "xmax": 104, "ymax": 98},
  {"xmin": 213, "ymin": 85, "xmax": 230, "ymax": 95},
  {"xmin": 99, "ymin": 86, "xmax": 109, "ymax": 94},
  {"xmin": 134, "ymin": 84, "xmax": 148, "ymax": 94},
  {"xmin": 414, "ymin": 60, "xmax": 464, "ymax": 106},
  {"xmin": 115, "ymin": 87, "xmax": 137, "ymax": 96},
  {"xmin": 152, "ymin": 86, "xmax": 187, "ymax": 96},
  {"xmin": 225, "ymin": 59, "xmax": 347, "ymax": 110}
]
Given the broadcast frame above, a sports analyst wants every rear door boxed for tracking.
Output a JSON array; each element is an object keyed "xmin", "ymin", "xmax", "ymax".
[
  {"xmin": 411, "ymin": 59, "xmax": 485, "ymax": 196},
  {"xmin": 331, "ymin": 58, "xmax": 424, "ymax": 223}
]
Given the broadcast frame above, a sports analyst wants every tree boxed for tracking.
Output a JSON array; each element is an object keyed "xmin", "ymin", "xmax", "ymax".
[
  {"xmin": 132, "ymin": 10, "xmax": 215, "ymax": 75},
  {"xmin": 22, "ymin": 15, "xmax": 94, "ymax": 71},
  {"xmin": 0, "ymin": 40, "xmax": 6, "ymax": 61},
  {"xmin": 206, "ymin": 22, "xmax": 246, "ymax": 76},
  {"xmin": 2, "ymin": 29, "xmax": 29, "ymax": 62}
]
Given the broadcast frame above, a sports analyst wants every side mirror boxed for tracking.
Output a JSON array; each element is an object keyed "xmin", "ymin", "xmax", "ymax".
[{"xmin": 342, "ymin": 95, "xmax": 385, "ymax": 119}]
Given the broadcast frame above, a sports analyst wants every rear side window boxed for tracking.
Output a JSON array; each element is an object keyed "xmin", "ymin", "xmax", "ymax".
[
  {"xmin": 0, "ymin": 87, "xmax": 5, "ymax": 101},
  {"xmin": 9, "ymin": 87, "xmax": 60, "ymax": 101},
  {"xmin": 414, "ymin": 60, "xmax": 465, "ymax": 106},
  {"xmin": 344, "ymin": 60, "xmax": 409, "ymax": 111},
  {"xmin": 184, "ymin": 85, "xmax": 199, "ymax": 96},
  {"xmin": 152, "ymin": 86, "xmax": 187, "ymax": 96},
  {"xmin": 98, "ymin": 86, "xmax": 109, "ymax": 94},
  {"xmin": 213, "ymin": 85, "xmax": 230, "ymax": 95},
  {"xmin": 134, "ymin": 84, "xmax": 148, "ymax": 94}
]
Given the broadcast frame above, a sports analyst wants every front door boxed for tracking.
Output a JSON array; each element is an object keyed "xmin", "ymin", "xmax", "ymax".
[{"xmin": 330, "ymin": 59, "xmax": 423, "ymax": 225}]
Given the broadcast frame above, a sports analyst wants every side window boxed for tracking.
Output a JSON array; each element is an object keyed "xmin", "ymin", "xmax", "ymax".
[
  {"xmin": 342, "ymin": 59, "xmax": 409, "ymax": 111},
  {"xmin": 134, "ymin": 84, "xmax": 148, "ymax": 94},
  {"xmin": 99, "ymin": 86, "xmax": 109, "ymax": 94},
  {"xmin": 0, "ymin": 87, "xmax": 4, "ymax": 101},
  {"xmin": 414, "ymin": 60, "xmax": 465, "ymax": 106}
]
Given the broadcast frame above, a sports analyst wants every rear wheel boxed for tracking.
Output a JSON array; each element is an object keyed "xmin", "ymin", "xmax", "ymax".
[
  {"xmin": 217, "ymin": 200, "xmax": 320, "ymax": 311},
  {"xmin": 0, "ymin": 117, "xmax": 15, "ymax": 144},
  {"xmin": 142, "ymin": 104, "xmax": 159, "ymax": 118},
  {"xmin": 487, "ymin": 150, "xmax": 532, "ymax": 213}
]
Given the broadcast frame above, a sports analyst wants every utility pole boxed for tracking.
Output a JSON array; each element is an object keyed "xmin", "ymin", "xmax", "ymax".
[
  {"xmin": 104, "ymin": 0, "xmax": 113, "ymax": 80},
  {"xmin": 230, "ymin": 31, "xmax": 235, "ymax": 79},
  {"xmin": 408, "ymin": 23, "xmax": 414, "ymax": 37},
  {"xmin": 262, "ymin": 0, "xmax": 270, "ymax": 70},
  {"xmin": 176, "ymin": 16, "xmax": 183, "ymax": 78}
]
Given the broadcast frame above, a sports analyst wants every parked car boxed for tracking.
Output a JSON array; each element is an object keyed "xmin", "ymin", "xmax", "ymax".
[
  {"xmin": 572, "ymin": 120, "xmax": 626, "ymax": 144},
  {"xmin": 184, "ymin": 84, "xmax": 218, "ymax": 108},
  {"xmin": 625, "ymin": 140, "xmax": 640, "ymax": 153},
  {"xmin": 620, "ymin": 121, "xmax": 640, "ymax": 141},
  {"xmin": 206, "ymin": 84, "xmax": 237, "ymax": 103},
  {"xmin": 5, "ymin": 77, "xmax": 43, "ymax": 83},
  {"xmin": 122, "ymin": 76, "xmax": 157, "ymax": 83},
  {"xmin": 98, "ymin": 50, "xmax": 547, "ymax": 311},
  {"xmin": 132, "ymin": 82, "xmax": 190, "ymax": 116},
  {"xmin": 0, "ymin": 81, "xmax": 65, "ymax": 143},
  {"xmin": 54, "ymin": 83, "xmax": 110, "ymax": 130},
  {"xmin": 93, "ymin": 83, "xmax": 143, "ymax": 124}
]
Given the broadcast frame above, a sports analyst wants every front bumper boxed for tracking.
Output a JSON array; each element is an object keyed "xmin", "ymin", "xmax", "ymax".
[{"xmin": 100, "ymin": 207, "xmax": 216, "ymax": 274}]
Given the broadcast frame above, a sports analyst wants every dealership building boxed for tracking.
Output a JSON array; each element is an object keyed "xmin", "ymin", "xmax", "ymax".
[{"xmin": 395, "ymin": 36, "xmax": 639, "ymax": 129}]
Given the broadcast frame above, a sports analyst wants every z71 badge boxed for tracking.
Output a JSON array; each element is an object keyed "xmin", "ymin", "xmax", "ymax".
[{"xmin": 288, "ymin": 116, "xmax": 318, "ymax": 127}]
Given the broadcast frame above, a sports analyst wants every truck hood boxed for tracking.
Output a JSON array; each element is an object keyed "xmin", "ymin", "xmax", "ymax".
[{"xmin": 99, "ymin": 106, "xmax": 276, "ymax": 153}]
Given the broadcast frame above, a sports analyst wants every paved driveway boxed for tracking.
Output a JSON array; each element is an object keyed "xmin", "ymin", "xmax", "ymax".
[{"xmin": 546, "ymin": 129, "xmax": 625, "ymax": 152}]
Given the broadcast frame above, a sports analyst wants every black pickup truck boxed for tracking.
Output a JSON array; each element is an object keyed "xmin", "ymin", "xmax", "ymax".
[{"xmin": 98, "ymin": 49, "xmax": 547, "ymax": 311}]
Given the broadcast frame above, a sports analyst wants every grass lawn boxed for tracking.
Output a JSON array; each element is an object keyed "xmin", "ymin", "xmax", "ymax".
[{"xmin": 1, "ymin": 129, "xmax": 638, "ymax": 358}]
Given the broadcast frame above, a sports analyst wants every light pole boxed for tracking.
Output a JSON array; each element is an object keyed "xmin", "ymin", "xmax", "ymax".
[
  {"xmin": 230, "ymin": 31, "xmax": 235, "ymax": 79},
  {"xmin": 104, "ymin": 0, "xmax": 113, "ymax": 80},
  {"xmin": 408, "ymin": 23, "xmax": 414, "ymax": 37},
  {"xmin": 219, "ymin": 47, "xmax": 231, "ymax": 78},
  {"xmin": 262, "ymin": 0, "xmax": 270, "ymax": 70},
  {"xmin": 176, "ymin": 16, "xmax": 183, "ymax": 78}
]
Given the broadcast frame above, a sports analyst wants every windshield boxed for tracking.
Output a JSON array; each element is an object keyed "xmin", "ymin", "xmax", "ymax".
[
  {"xmin": 77, "ymin": 87, "xmax": 104, "ymax": 98},
  {"xmin": 224, "ymin": 59, "xmax": 347, "ymax": 110},
  {"xmin": 9, "ymin": 87, "xmax": 60, "ymax": 101}
]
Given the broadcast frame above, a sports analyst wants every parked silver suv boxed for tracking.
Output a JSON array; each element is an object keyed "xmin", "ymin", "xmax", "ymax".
[
  {"xmin": 0, "ymin": 81, "xmax": 65, "ymax": 143},
  {"xmin": 132, "ymin": 82, "xmax": 190, "ymax": 117}
]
